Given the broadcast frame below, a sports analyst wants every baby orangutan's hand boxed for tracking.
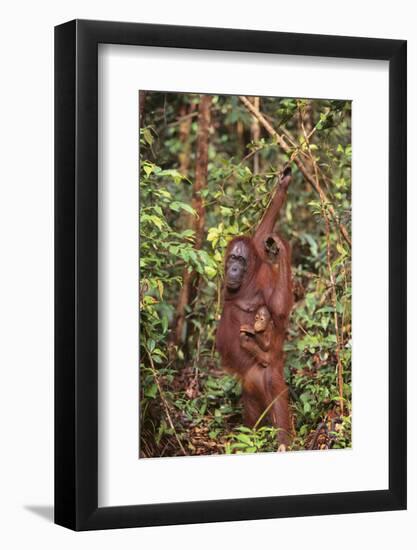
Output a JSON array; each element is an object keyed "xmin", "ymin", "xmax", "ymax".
[{"xmin": 240, "ymin": 324, "xmax": 255, "ymax": 335}]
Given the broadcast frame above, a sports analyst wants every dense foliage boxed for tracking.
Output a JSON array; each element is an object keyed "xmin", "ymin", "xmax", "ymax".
[{"xmin": 139, "ymin": 92, "xmax": 351, "ymax": 457}]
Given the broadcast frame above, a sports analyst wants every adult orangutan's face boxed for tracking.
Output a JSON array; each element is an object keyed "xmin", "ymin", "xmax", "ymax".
[{"xmin": 225, "ymin": 240, "xmax": 249, "ymax": 291}]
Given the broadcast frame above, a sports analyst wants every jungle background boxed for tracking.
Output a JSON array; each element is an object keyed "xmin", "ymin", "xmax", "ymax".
[{"xmin": 139, "ymin": 92, "xmax": 352, "ymax": 458}]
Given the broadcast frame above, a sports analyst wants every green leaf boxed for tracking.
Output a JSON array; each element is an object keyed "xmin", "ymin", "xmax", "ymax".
[
  {"xmin": 235, "ymin": 433, "xmax": 252, "ymax": 445},
  {"xmin": 170, "ymin": 201, "xmax": 197, "ymax": 216},
  {"xmin": 147, "ymin": 338, "xmax": 155, "ymax": 352},
  {"xmin": 145, "ymin": 383, "xmax": 158, "ymax": 399},
  {"xmin": 220, "ymin": 206, "xmax": 233, "ymax": 217},
  {"xmin": 204, "ymin": 266, "xmax": 217, "ymax": 279},
  {"xmin": 161, "ymin": 315, "xmax": 168, "ymax": 334},
  {"xmin": 142, "ymin": 161, "xmax": 155, "ymax": 177},
  {"xmin": 143, "ymin": 128, "xmax": 154, "ymax": 146}
]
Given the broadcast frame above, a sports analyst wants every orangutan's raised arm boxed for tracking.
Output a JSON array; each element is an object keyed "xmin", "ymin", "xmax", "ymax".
[{"xmin": 253, "ymin": 166, "xmax": 292, "ymax": 252}]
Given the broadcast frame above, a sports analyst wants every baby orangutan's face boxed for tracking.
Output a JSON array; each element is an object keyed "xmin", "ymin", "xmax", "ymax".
[{"xmin": 254, "ymin": 307, "xmax": 271, "ymax": 333}]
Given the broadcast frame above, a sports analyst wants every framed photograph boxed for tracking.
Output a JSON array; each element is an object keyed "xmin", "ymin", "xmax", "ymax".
[{"xmin": 55, "ymin": 20, "xmax": 406, "ymax": 531}]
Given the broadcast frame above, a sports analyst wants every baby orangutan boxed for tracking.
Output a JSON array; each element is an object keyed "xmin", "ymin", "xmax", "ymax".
[{"xmin": 239, "ymin": 305, "xmax": 273, "ymax": 368}]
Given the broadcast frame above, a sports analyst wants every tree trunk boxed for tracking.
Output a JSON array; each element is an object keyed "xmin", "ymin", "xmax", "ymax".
[
  {"xmin": 174, "ymin": 94, "xmax": 211, "ymax": 345},
  {"xmin": 178, "ymin": 102, "xmax": 194, "ymax": 176},
  {"xmin": 236, "ymin": 120, "xmax": 245, "ymax": 159},
  {"xmin": 139, "ymin": 91, "xmax": 147, "ymax": 127}
]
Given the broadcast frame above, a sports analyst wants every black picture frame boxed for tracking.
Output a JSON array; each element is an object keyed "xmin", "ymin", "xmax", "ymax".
[{"xmin": 55, "ymin": 19, "xmax": 407, "ymax": 531}]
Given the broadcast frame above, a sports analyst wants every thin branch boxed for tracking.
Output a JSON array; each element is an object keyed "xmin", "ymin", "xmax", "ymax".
[
  {"xmin": 253, "ymin": 388, "xmax": 289, "ymax": 431},
  {"xmin": 166, "ymin": 110, "xmax": 199, "ymax": 127}
]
